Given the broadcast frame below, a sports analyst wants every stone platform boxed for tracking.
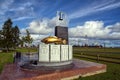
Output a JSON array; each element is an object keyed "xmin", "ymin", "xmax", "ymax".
[{"xmin": 0, "ymin": 59, "xmax": 106, "ymax": 80}]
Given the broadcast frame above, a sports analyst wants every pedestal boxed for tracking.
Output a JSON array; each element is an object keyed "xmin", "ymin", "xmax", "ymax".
[{"xmin": 38, "ymin": 44, "xmax": 73, "ymax": 66}]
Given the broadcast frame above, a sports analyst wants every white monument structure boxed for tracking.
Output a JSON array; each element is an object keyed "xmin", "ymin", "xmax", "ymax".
[
  {"xmin": 38, "ymin": 11, "xmax": 73, "ymax": 66},
  {"xmin": 38, "ymin": 44, "xmax": 72, "ymax": 66}
]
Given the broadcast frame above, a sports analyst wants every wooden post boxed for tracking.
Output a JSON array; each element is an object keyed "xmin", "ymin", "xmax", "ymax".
[{"xmin": 97, "ymin": 54, "xmax": 99, "ymax": 63}]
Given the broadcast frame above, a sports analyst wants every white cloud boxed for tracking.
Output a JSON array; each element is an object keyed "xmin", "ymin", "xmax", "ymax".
[
  {"xmin": 109, "ymin": 32, "xmax": 120, "ymax": 39},
  {"xmin": 30, "ymin": 34, "xmax": 48, "ymax": 44},
  {"xmin": 98, "ymin": 1, "xmax": 120, "ymax": 11},
  {"xmin": 21, "ymin": 13, "xmax": 69, "ymax": 35},
  {"xmin": 0, "ymin": 23, "xmax": 2, "ymax": 29},
  {"xmin": 13, "ymin": 16, "xmax": 35, "ymax": 21},
  {"xmin": 11, "ymin": 6, "xmax": 35, "ymax": 20},
  {"xmin": 108, "ymin": 23, "xmax": 120, "ymax": 32},
  {"xmin": 22, "ymin": 2, "xmax": 33, "ymax": 7},
  {"xmin": 28, "ymin": 19, "xmax": 53, "ymax": 35},
  {"xmin": 0, "ymin": 0, "xmax": 36, "ymax": 22},
  {"xmin": 69, "ymin": 21, "xmax": 120, "ymax": 39}
]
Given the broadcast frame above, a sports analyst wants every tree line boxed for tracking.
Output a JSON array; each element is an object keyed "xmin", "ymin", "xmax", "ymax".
[{"xmin": 0, "ymin": 19, "xmax": 33, "ymax": 52}]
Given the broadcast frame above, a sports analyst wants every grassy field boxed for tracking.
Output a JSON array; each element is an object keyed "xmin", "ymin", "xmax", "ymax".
[
  {"xmin": 73, "ymin": 47, "xmax": 120, "ymax": 80},
  {"xmin": 74, "ymin": 58, "xmax": 120, "ymax": 80},
  {"xmin": 0, "ymin": 52, "xmax": 13, "ymax": 73},
  {"xmin": 74, "ymin": 47, "xmax": 120, "ymax": 53},
  {"xmin": 16, "ymin": 47, "xmax": 38, "ymax": 53},
  {"xmin": 0, "ymin": 47, "xmax": 120, "ymax": 80},
  {"xmin": 74, "ymin": 47, "xmax": 120, "ymax": 62}
]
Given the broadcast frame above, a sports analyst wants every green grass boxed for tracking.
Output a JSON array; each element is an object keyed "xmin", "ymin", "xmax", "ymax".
[
  {"xmin": 73, "ymin": 47, "xmax": 120, "ymax": 59},
  {"xmin": 0, "ymin": 52, "xmax": 14, "ymax": 73},
  {"xmin": 73, "ymin": 47, "xmax": 120, "ymax": 80},
  {"xmin": 74, "ymin": 47, "xmax": 120, "ymax": 53},
  {"xmin": 74, "ymin": 54, "xmax": 120, "ymax": 64},
  {"xmin": 74, "ymin": 57, "xmax": 120, "ymax": 80},
  {"xmin": 16, "ymin": 47, "xmax": 38, "ymax": 53}
]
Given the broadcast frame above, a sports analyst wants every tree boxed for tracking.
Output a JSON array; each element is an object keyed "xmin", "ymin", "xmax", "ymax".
[
  {"xmin": 19, "ymin": 37, "xmax": 25, "ymax": 47},
  {"xmin": 25, "ymin": 29, "xmax": 33, "ymax": 46},
  {"xmin": 2, "ymin": 19, "xmax": 13, "ymax": 51},
  {"xmin": 22, "ymin": 29, "xmax": 33, "ymax": 47},
  {"xmin": 12, "ymin": 26, "xmax": 20, "ymax": 48},
  {"xmin": 1, "ymin": 19, "xmax": 20, "ymax": 51},
  {"xmin": 0, "ymin": 30, "xmax": 3, "ymax": 47}
]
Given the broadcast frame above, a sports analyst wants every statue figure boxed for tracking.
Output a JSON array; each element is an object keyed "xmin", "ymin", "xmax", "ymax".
[{"xmin": 41, "ymin": 36, "xmax": 67, "ymax": 44}]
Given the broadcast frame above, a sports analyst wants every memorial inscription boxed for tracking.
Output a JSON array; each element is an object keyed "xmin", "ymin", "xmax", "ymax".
[
  {"xmin": 69, "ymin": 45, "xmax": 72, "ymax": 60},
  {"xmin": 50, "ymin": 45, "xmax": 60, "ymax": 62},
  {"xmin": 61, "ymin": 45, "xmax": 69, "ymax": 61},
  {"xmin": 39, "ymin": 44, "xmax": 49, "ymax": 62}
]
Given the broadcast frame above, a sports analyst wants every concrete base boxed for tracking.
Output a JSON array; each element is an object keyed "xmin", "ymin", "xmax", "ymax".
[
  {"xmin": 37, "ymin": 60, "xmax": 73, "ymax": 66},
  {"xmin": 0, "ymin": 59, "xmax": 106, "ymax": 80}
]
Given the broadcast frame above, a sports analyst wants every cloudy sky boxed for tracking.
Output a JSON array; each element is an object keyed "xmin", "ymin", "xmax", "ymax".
[{"xmin": 0, "ymin": 0, "xmax": 120, "ymax": 47}]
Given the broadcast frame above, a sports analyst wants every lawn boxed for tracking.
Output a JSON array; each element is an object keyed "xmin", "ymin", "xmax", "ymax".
[
  {"xmin": 0, "ymin": 52, "xmax": 13, "ymax": 73},
  {"xmin": 16, "ymin": 47, "xmax": 38, "ymax": 53},
  {"xmin": 74, "ymin": 47, "xmax": 120, "ymax": 53},
  {"xmin": 74, "ymin": 57, "xmax": 120, "ymax": 80},
  {"xmin": 74, "ymin": 47, "xmax": 120, "ymax": 59},
  {"xmin": 73, "ymin": 47, "xmax": 120, "ymax": 80}
]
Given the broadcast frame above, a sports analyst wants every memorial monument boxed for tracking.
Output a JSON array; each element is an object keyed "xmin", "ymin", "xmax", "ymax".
[{"xmin": 38, "ymin": 11, "xmax": 72, "ymax": 66}]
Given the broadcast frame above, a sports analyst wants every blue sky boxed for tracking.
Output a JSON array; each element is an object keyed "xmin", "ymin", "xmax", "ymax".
[{"xmin": 0, "ymin": 0, "xmax": 120, "ymax": 47}]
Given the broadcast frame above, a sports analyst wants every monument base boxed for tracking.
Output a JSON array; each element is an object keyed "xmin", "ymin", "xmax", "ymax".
[
  {"xmin": 0, "ymin": 59, "xmax": 106, "ymax": 80},
  {"xmin": 37, "ymin": 60, "xmax": 73, "ymax": 66},
  {"xmin": 20, "ymin": 62, "xmax": 74, "ymax": 71},
  {"xmin": 38, "ymin": 44, "xmax": 73, "ymax": 66}
]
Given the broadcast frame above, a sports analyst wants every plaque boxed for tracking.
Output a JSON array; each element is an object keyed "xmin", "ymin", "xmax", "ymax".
[
  {"xmin": 39, "ymin": 44, "xmax": 49, "ymax": 62},
  {"xmin": 50, "ymin": 45, "xmax": 60, "ymax": 62},
  {"xmin": 69, "ymin": 45, "xmax": 72, "ymax": 60},
  {"xmin": 61, "ymin": 45, "xmax": 68, "ymax": 61}
]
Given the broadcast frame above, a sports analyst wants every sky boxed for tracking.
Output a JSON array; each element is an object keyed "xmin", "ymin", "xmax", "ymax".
[{"xmin": 0, "ymin": 0, "xmax": 120, "ymax": 47}]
